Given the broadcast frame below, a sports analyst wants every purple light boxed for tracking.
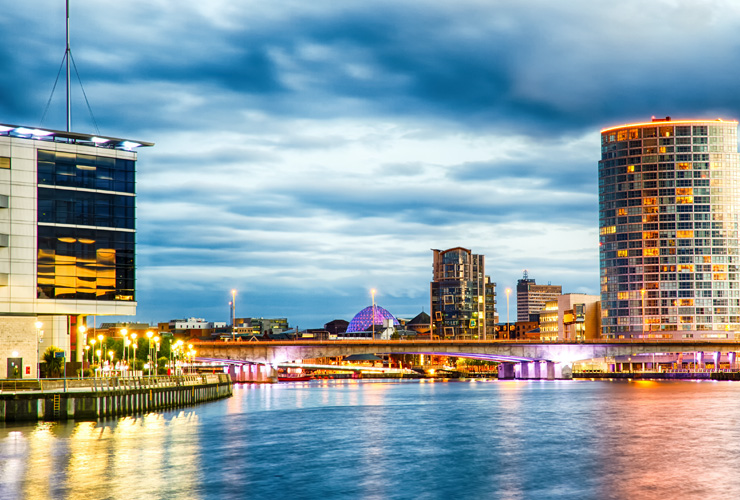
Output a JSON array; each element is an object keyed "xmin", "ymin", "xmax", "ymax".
[{"xmin": 347, "ymin": 305, "xmax": 400, "ymax": 332}]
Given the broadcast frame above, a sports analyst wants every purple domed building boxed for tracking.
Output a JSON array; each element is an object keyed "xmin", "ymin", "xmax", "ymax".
[{"xmin": 346, "ymin": 305, "xmax": 400, "ymax": 333}]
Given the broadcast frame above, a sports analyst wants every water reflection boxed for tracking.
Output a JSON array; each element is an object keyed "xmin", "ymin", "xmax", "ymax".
[{"xmin": 2, "ymin": 381, "xmax": 740, "ymax": 499}]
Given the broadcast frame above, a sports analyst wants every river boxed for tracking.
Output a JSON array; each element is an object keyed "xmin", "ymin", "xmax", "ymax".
[{"xmin": 2, "ymin": 379, "xmax": 740, "ymax": 499}]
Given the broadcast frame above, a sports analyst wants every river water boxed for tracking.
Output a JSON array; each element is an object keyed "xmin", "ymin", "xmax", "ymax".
[{"xmin": 2, "ymin": 379, "xmax": 740, "ymax": 499}]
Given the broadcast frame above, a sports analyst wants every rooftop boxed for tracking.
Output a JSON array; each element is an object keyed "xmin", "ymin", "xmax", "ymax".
[{"xmin": 0, "ymin": 122, "xmax": 154, "ymax": 151}]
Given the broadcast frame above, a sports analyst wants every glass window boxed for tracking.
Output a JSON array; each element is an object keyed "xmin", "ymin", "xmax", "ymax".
[
  {"xmin": 0, "ymin": 157, "xmax": 9, "ymax": 169},
  {"xmin": 36, "ymin": 226, "xmax": 135, "ymax": 301}
]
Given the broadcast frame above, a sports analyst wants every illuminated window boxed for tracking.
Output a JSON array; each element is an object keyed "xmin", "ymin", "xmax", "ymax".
[
  {"xmin": 0, "ymin": 157, "xmax": 9, "ymax": 169},
  {"xmin": 600, "ymin": 226, "xmax": 616, "ymax": 235},
  {"xmin": 676, "ymin": 188, "xmax": 692, "ymax": 196},
  {"xmin": 643, "ymin": 198, "xmax": 657, "ymax": 205},
  {"xmin": 629, "ymin": 129, "xmax": 640, "ymax": 139},
  {"xmin": 676, "ymin": 196, "xmax": 694, "ymax": 204},
  {"xmin": 677, "ymin": 231, "xmax": 693, "ymax": 238},
  {"xmin": 643, "ymin": 231, "xmax": 658, "ymax": 239},
  {"xmin": 627, "ymin": 165, "xmax": 635, "ymax": 172},
  {"xmin": 618, "ymin": 250, "xmax": 627, "ymax": 257},
  {"xmin": 643, "ymin": 248, "xmax": 659, "ymax": 256}
]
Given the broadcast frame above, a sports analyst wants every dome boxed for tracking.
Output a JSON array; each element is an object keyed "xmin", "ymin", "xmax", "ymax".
[{"xmin": 346, "ymin": 305, "xmax": 400, "ymax": 333}]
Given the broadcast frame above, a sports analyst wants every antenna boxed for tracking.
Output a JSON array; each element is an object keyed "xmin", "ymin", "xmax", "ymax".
[
  {"xmin": 523, "ymin": 269, "xmax": 529, "ymax": 280},
  {"xmin": 66, "ymin": 0, "xmax": 71, "ymax": 132}
]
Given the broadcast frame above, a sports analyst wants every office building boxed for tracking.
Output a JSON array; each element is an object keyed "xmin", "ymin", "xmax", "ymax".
[
  {"xmin": 538, "ymin": 294, "xmax": 601, "ymax": 342},
  {"xmin": 0, "ymin": 123, "xmax": 151, "ymax": 377},
  {"xmin": 516, "ymin": 271, "xmax": 561, "ymax": 322},
  {"xmin": 430, "ymin": 247, "xmax": 496, "ymax": 339},
  {"xmin": 599, "ymin": 117, "xmax": 740, "ymax": 339}
]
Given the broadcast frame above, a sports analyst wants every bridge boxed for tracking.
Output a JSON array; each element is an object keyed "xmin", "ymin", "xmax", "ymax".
[{"xmin": 193, "ymin": 339, "xmax": 740, "ymax": 381}]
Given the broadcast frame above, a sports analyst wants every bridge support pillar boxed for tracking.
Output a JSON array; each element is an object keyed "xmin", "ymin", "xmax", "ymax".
[
  {"xmin": 498, "ymin": 363, "xmax": 515, "ymax": 380},
  {"xmin": 714, "ymin": 352, "xmax": 721, "ymax": 372},
  {"xmin": 519, "ymin": 362, "xmax": 530, "ymax": 379},
  {"xmin": 546, "ymin": 361, "xmax": 555, "ymax": 380},
  {"xmin": 696, "ymin": 352, "xmax": 704, "ymax": 371},
  {"xmin": 532, "ymin": 361, "xmax": 542, "ymax": 380},
  {"xmin": 729, "ymin": 352, "xmax": 737, "ymax": 370},
  {"xmin": 554, "ymin": 363, "xmax": 572, "ymax": 380}
]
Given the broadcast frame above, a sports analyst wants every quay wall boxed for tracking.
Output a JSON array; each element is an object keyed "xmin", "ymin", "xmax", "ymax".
[
  {"xmin": 573, "ymin": 372, "xmax": 713, "ymax": 380},
  {"xmin": 0, "ymin": 374, "xmax": 233, "ymax": 422}
]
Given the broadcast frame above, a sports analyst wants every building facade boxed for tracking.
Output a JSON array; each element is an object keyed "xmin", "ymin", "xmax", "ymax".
[
  {"xmin": 516, "ymin": 271, "xmax": 562, "ymax": 322},
  {"xmin": 599, "ymin": 117, "xmax": 740, "ymax": 339},
  {"xmin": 430, "ymin": 247, "xmax": 496, "ymax": 339},
  {"xmin": 0, "ymin": 123, "xmax": 151, "ymax": 377},
  {"xmin": 538, "ymin": 294, "xmax": 601, "ymax": 342}
]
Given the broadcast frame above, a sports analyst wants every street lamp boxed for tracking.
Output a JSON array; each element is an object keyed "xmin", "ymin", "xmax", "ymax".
[
  {"xmin": 108, "ymin": 350, "xmax": 114, "ymax": 375},
  {"xmin": 35, "ymin": 321, "xmax": 44, "ymax": 379},
  {"xmin": 90, "ymin": 338, "xmax": 97, "ymax": 376},
  {"xmin": 505, "ymin": 288, "xmax": 512, "ymax": 339},
  {"xmin": 131, "ymin": 333, "xmax": 138, "ymax": 374},
  {"xmin": 231, "ymin": 289, "xmax": 237, "ymax": 341},
  {"xmin": 96, "ymin": 350, "xmax": 101, "ymax": 375},
  {"xmin": 120, "ymin": 328, "xmax": 128, "ymax": 370},
  {"xmin": 146, "ymin": 331, "xmax": 154, "ymax": 377},
  {"xmin": 371, "ymin": 288, "xmax": 376, "ymax": 340},
  {"xmin": 154, "ymin": 336, "xmax": 160, "ymax": 376}
]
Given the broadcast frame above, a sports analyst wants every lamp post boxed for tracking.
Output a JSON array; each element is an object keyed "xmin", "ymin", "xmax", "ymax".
[
  {"xmin": 120, "ymin": 328, "xmax": 128, "ymax": 372},
  {"xmin": 505, "ymin": 288, "xmax": 511, "ymax": 339},
  {"xmin": 146, "ymin": 331, "xmax": 154, "ymax": 377},
  {"xmin": 371, "ymin": 288, "xmax": 376, "ymax": 340},
  {"xmin": 154, "ymin": 336, "xmax": 160, "ymax": 376},
  {"xmin": 77, "ymin": 324, "xmax": 87, "ymax": 379},
  {"xmin": 90, "ymin": 338, "xmax": 96, "ymax": 376},
  {"xmin": 108, "ymin": 350, "xmax": 114, "ymax": 375},
  {"xmin": 131, "ymin": 333, "xmax": 138, "ymax": 375},
  {"xmin": 98, "ymin": 334, "xmax": 104, "ymax": 372},
  {"xmin": 35, "ymin": 321, "xmax": 43, "ymax": 379},
  {"xmin": 231, "ymin": 289, "xmax": 237, "ymax": 341}
]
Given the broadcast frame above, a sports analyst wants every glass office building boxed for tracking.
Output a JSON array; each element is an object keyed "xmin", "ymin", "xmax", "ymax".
[
  {"xmin": 430, "ymin": 247, "xmax": 496, "ymax": 339},
  {"xmin": 599, "ymin": 117, "xmax": 740, "ymax": 339},
  {"xmin": 0, "ymin": 123, "xmax": 152, "ymax": 377}
]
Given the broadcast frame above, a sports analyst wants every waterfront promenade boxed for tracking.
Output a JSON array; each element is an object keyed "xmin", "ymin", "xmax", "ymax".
[{"xmin": 0, "ymin": 374, "xmax": 232, "ymax": 422}]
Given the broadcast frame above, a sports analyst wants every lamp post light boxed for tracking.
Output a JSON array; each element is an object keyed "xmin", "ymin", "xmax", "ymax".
[
  {"xmin": 146, "ymin": 331, "xmax": 154, "ymax": 377},
  {"xmin": 505, "ymin": 288, "xmax": 512, "ymax": 339},
  {"xmin": 98, "ymin": 334, "xmax": 104, "ymax": 365},
  {"xmin": 231, "ymin": 289, "xmax": 237, "ymax": 341},
  {"xmin": 90, "ymin": 338, "xmax": 96, "ymax": 376},
  {"xmin": 154, "ymin": 336, "xmax": 160, "ymax": 376},
  {"xmin": 77, "ymin": 325, "xmax": 87, "ymax": 379},
  {"xmin": 120, "ymin": 328, "xmax": 128, "ymax": 371},
  {"xmin": 371, "ymin": 288, "xmax": 376, "ymax": 340},
  {"xmin": 35, "ymin": 321, "xmax": 44, "ymax": 379},
  {"xmin": 131, "ymin": 333, "xmax": 138, "ymax": 375},
  {"xmin": 124, "ymin": 339, "xmax": 131, "ymax": 376}
]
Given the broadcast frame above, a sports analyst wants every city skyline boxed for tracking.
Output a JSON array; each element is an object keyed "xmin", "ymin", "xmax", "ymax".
[{"xmin": 3, "ymin": 1, "xmax": 740, "ymax": 327}]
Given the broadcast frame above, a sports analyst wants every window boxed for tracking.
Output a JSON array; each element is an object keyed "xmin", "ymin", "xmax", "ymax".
[{"xmin": 0, "ymin": 157, "xmax": 9, "ymax": 169}]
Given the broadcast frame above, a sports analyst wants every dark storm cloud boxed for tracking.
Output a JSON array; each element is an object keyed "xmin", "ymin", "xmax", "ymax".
[{"xmin": 3, "ymin": 1, "xmax": 740, "ymax": 326}]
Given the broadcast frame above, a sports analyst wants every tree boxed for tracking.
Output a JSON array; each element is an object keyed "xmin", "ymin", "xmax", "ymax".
[{"xmin": 42, "ymin": 346, "xmax": 64, "ymax": 378}]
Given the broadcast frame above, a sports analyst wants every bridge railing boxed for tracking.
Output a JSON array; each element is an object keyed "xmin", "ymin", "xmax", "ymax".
[{"xmin": 190, "ymin": 338, "xmax": 740, "ymax": 346}]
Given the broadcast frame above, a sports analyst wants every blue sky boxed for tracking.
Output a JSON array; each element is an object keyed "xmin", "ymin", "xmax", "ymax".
[{"xmin": 3, "ymin": 1, "xmax": 740, "ymax": 327}]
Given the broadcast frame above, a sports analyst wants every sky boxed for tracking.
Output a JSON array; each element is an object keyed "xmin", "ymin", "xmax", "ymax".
[{"xmin": 3, "ymin": 0, "xmax": 740, "ymax": 328}]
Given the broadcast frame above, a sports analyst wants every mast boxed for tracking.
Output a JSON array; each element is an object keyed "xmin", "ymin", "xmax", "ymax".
[{"xmin": 66, "ymin": 0, "xmax": 71, "ymax": 132}]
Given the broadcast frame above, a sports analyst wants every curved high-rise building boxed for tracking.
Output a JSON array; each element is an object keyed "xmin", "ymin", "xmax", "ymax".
[{"xmin": 599, "ymin": 117, "xmax": 740, "ymax": 340}]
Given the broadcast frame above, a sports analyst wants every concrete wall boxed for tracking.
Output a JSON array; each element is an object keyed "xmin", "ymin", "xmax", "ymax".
[{"xmin": 0, "ymin": 374, "xmax": 232, "ymax": 422}]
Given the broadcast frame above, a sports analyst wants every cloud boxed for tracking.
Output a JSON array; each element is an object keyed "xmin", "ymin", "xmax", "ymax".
[{"xmin": 2, "ymin": 0, "xmax": 739, "ymax": 326}]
